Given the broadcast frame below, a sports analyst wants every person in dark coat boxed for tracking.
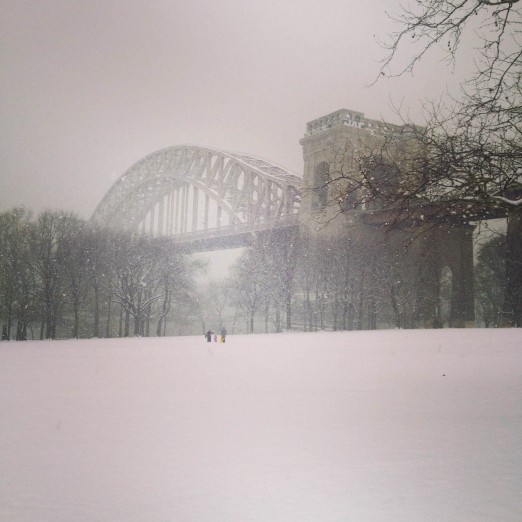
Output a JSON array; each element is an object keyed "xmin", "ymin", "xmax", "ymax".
[{"xmin": 205, "ymin": 330, "xmax": 212, "ymax": 342}]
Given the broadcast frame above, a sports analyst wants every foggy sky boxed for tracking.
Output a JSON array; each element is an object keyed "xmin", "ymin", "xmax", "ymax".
[{"xmin": 1, "ymin": 0, "xmax": 472, "ymax": 219}]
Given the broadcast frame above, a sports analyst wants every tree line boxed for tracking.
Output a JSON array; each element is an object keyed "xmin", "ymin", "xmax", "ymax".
[
  {"xmin": 0, "ymin": 208, "xmax": 199, "ymax": 340},
  {"xmin": 199, "ymin": 225, "xmax": 511, "ymax": 334},
  {"xmin": 0, "ymin": 206, "xmax": 512, "ymax": 341}
]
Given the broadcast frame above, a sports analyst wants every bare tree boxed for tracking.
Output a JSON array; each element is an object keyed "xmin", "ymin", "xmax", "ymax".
[
  {"xmin": 231, "ymin": 248, "xmax": 265, "ymax": 334},
  {"xmin": 83, "ymin": 225, "xmax": 115, "ymax": 337},
  {"xmin": 62, "ymin": 223, "xmax": 92, "ymax": 338},
  {"xmin": 204, "ymin": 280, "xmax": 233, "ymax": 332},
  {"xmin": 104, "ymin": 234, "xmax": 166, "ymax": 336},
  {"xmin": 0, "ymin": 208, "xmax": 34, "ymax": 340},
  {"xmin": 30, "ymin": 211, "xmax": 80, "ymax": 339},
  {"xmin": 152, "ymin": 238, "xmax": 198, "ymax": 337},
  {"xmin": 365, "ymin": 0, "xmax": 522, "ymax": 325},
  {"xmin": 255, "ymin": 229, "xmax": 301, "ymax": 332}
]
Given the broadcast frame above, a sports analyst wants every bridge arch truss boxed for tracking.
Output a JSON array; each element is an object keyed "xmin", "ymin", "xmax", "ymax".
[{"xmin": 91, "ymin": 146, "xmax": 302, "ymax": 239}]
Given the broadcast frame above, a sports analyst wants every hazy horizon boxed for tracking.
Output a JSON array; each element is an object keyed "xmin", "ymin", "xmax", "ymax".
[{"xmin": 1, "ymin": 0, "xmax": 474, "ymax": 220}]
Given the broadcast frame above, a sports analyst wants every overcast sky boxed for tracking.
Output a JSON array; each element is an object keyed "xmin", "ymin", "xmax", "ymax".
[{"xmin": 1, "ymin": 0, "xmax": 472, "ymax": 219}]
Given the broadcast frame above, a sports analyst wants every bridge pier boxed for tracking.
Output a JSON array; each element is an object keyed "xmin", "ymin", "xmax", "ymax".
[{"xmin": 299, "ymin": 108, "xmax": 476, "ymax": 329}]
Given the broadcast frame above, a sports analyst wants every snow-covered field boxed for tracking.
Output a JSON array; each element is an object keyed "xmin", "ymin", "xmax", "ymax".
[{"xmin": 1, "ymin": 329, "xmax": 521, "ymax": 522}]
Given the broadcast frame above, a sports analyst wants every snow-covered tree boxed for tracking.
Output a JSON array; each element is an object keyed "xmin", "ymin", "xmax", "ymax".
[
  {"xmin": 104, "ymin": 234, "xmax": 160, "ymax": 336},
  {"xmin": 203, "ymin": 280, "xmax": 233, "ymax": 333},
  {"xmin": 152, "ymin": 237, "xmax": 199, "ymax": 337},
  {"xmin": 231, "ymin": 247, "xmax": 266, "ymax": 334},
  {"xmin": 254, "ymin": 229, "xmax": 301, "ymax": 332}
]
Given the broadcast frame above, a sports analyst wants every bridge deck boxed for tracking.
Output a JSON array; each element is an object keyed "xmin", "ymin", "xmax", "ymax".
[{"xmin": 172, "ymin": 213, "xmax": 300, "ymax": 252}]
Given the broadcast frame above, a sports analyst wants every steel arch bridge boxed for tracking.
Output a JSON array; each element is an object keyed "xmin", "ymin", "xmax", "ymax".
[{"xmin": 91, "ymin": 146, "xmax": 302, "ymax": 249}]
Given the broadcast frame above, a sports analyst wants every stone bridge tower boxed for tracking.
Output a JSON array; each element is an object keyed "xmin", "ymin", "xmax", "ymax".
[{"xmin": 299, "ymin": 109, "xmax": 475, "ymax": 328}]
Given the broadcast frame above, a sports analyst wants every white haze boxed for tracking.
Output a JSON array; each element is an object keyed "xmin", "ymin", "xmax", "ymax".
[{"xmin": 0, "ymin": 0, "xmax": 475, "ymax": 219}]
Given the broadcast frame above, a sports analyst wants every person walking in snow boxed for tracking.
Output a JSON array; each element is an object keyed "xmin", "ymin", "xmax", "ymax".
[
  {"xmin": 220, "ymin": 326, "xmax": 227, "ymax": 343},
  {"xmin": 205, "ymin": 330, "xmax": 212, "ymax": 342}
]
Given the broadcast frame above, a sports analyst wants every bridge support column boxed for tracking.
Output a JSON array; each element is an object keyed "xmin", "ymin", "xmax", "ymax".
[
  {"xmin": 175, "ymin": 188, "xmax": 181, "ymax": 234},
  {"xmin": 165, "ymin": 193, "xmax": 170, "ymax": 236},
  {"xmin": 204, "ymin": 195, "xmax": 209, "ymax": 230},
  {"xmin": 149, "ymin": 206, "xmax": 155, "ymax": 237},
  {"xmin": 447, "ymin": 225, "xmax": 475, "ymax": 328},
  {"xmin": 167, "ymin": 192, "xmax": 174, "ymax": 236},
  {"xmin": 158, "ymin": 197, "xmax": 165, "ymax": 237},
  {"xmin": 185, "ymin": 186, "xmax": 190, "ymax": 232},
  {"xmin": 192, "ymin": 187, "xmax": 199, "ymax": 231},
  {"xmin": 265, "ymin": 181, "xmax": 272, "ymax": 219},
  {"xmin": 180, "ymin": 185, "xmax": 187, "ymax": 234}
]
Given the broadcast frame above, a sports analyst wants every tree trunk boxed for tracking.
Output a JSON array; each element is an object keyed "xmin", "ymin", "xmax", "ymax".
[
  {"xmin": 45, "ymin": 300, "xmax": 53, "ymax": 339},
  {"xmin": 16, "ymin": 318, "xmax": 27, "ymax": 341},
  {"xmin": 105, "ymin": 300, "xmax": 112, "ymax": 338},
  {"xmin": 305, "ymin": 289, "xmax": 311, "ymax": 332},
  {"xmin": 134, "ymin": 313, "xmax": 141, "ymax": 336},
  {"xmin": 124, "ymin": 310, "xmax": 130, "ymax": 337},
  {"xmin": 6, "ymin": 302, "xmax": 12, "ymax": 340},
  {"xmin": 390, "ymin": 284, "xmax": 402, "ymax": 328},
  {"xmin": 93, "ymin": 284, "xmax": 100, "ymax": 338},
  {"xmin": 368, "ymin": 294, "xmax": 377, "ymax": 330},
  {"xmin": 50, "ymin": 313, "xmax": 57, "ymax": 339},
  {"xmin": 157, "ymin": 290, "xmax": 170, "ymax": 337},
  {"xmin": 118, "ymin": 305, "xmax": 123, "ymax": 337},
  {"xmin": 286, "ymin": 296, "xmax": 292, "ymax": 331},
  {"xmin": 357, "ymin": 272, "xmax": 365, "ymax": 330},
  {"xmin": 145, "ymin": 312, "xmax": 150, "ymax": 337},
  {"xmin": 72, "ymin": 298, "xmax": 80, "ymax": 338},
  {"xmin": 348, "ymin": 279, "xmax": 355, "ymax": 331}
]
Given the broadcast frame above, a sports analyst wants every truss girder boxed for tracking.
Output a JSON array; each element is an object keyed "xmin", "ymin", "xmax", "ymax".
[{"xmin": 91, "ymin": 146, "xmax": 302, "ymax": 235}]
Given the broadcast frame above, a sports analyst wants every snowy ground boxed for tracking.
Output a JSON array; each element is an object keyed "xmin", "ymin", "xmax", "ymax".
[{"xmin": 1, "ymin": 329, "xmax": 521, "ymax": 522}]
